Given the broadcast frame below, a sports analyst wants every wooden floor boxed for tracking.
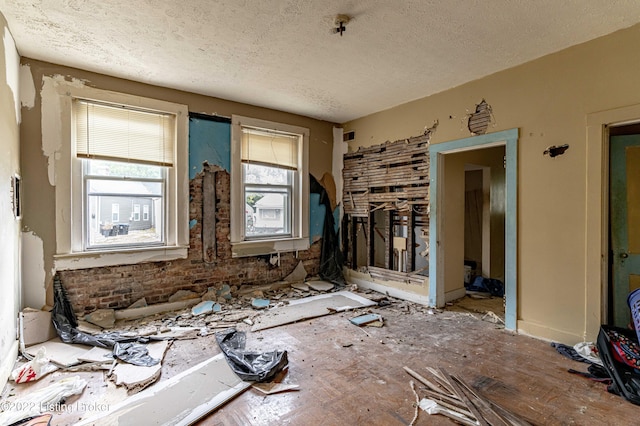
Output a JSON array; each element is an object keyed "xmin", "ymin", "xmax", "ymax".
[{"xmin": 3, "ymin": 293, "xmax": 640, "ymax": 425}]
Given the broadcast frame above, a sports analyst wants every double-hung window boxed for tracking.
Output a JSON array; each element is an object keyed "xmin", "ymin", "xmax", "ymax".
[
  {"xmin": 48, "ymin": 79, "xmax": 189, "ymax": 270},
  {"xmin": 74, "ymin": 100, "xmax": 171, "ymax": 249},
  {"xmin": 230, "ymin": 115, "xmax": 309, "ymax": 257}
]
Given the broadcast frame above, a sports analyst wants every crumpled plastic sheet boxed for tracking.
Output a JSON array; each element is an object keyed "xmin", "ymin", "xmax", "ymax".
[
  {"xmin": 0, "ymin": 375, "xmax": 87, "ymax": 425},
  {"xmin": 310, "ymin": 174, "xmax": 345, "ymax": 286},
  {"xmin": 51, "ymin": 276, "xmax": 143, "ymax": 351},
  {"xmin": 216, "ymin": 328, "xmax": 288, "ymax": 382},
  {"xmin": 52, "ymin": 275, "xmax": 120, "ymax": 348},
  {"xmin": 113, "ymin": 342, "xmax": 160, "ymax": 367}
]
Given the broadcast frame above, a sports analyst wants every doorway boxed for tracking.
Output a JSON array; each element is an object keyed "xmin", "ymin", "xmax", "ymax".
[
  {"xmin": 429, "ymin": 129, "xmax": 518, "ymax": 330},
  {"xmin": 609, "ymin": 124, "xmax": 640, "ymax": 327}
]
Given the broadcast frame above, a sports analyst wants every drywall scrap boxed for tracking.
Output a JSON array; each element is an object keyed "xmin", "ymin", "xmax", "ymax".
[
  {"xmin": 24, "ymin": 338, "xmax": 91, "ymax": 367},
  {"xmin": 19, "ymin": 308, "xmax": 57, "ymax": 346},
  {"xmin": 75, "ymin": 354, "xmax": 250, "ymax": 426},
  {"xmin": 110, "ymin": 340, "xmax": 171, "ymax": 393},
  {"xmin": 251, "ymin": 290, "xmax": 377, "ymax": 331}
]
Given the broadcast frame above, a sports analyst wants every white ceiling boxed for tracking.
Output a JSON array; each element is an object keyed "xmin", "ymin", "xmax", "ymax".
[{"xmin": 3, "ymin": 1, "xmax": 640, "ymax": 123}]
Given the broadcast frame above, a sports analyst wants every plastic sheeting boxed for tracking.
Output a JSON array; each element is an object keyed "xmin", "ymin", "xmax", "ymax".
[
  {"xmin": 215, "ymin": 328, "xmax": 288, "ymax": 382},
  {"xmin": 52, "ymin": 275, "xmax": 120, "ymax": 348},
  {"xmin": 113, "ymin": 342, "xmax": 160, "ymax": 367},
  {"xmin": 310, "ymin": 174, "xmax": 345, "ymax": 286}
]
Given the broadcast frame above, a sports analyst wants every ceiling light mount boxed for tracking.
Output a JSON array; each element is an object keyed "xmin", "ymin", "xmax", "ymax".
[{"xmin": 333, "ymin": 14, "xmax": 351, "ymax": 36}]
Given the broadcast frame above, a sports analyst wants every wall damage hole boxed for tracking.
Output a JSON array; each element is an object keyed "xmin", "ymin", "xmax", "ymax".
[
  {"xmin": 11, "ymin": 174, "xmax": 21, "ymax": 219},
  {"xmin": 468, "ymin": 99, "xmax": 493, "ymax": 135}
]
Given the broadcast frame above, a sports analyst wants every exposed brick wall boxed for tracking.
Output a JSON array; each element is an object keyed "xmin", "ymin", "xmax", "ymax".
[{"xmin": 58, "ymin": 166, "xmax": 321, "ymax": 314}]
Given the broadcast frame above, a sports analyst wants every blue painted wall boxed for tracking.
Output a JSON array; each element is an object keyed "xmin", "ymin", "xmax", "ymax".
[
  {"xmin": 189, "ymin": 117, "xmax": 231, "ymax": 177},
  {"xmin": 188, "ymin": 115, "xmax": 326, "ymax": 241}
]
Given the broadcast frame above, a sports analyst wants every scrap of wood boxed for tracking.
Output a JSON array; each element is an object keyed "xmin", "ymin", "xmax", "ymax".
[
  {"xmin": 251, "ymin": 382, "xmax": 300, "ymax": 395},
  {"xmin": 439, "ymin": 368, "xmax": 489, "ymax": 426},
  {"xmin": 403, "ymin": 366, "xmax": 445, "ymax": 394},
  {"xmin": 114, "ymin": 299, "xmax": 201, "ymax": 320},
  {"xmin": 449, "ymin": 374, "xmax": 514, "ymax": 426}
]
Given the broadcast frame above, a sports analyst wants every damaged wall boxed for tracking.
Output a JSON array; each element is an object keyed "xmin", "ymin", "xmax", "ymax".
[
  {"xmin": 19, "ymin": 58, "xmax": 335, "ymax": 313},
  {"xmin": 0, "ymin": 14, "xmax": 21, "ymax": 386},
  {"xmin": 343, "ymin": 23, "xmax": 640, "ymax": 343}
]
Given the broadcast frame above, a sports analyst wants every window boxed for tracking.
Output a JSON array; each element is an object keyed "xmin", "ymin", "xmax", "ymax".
[
  {"xmin": 47, "ymin": 79, "xmax": 189, "ymax": 270},
  {"xmin": 111, "ymin": 203, "xmax": 120, "ymax": 222},
  {"xmin": 133, "ymin": 204, "xmax": 141, "ymax": 222},
  {"xmin": 230, "ymin": 115, "xmax": 309, "ymax": 257}
]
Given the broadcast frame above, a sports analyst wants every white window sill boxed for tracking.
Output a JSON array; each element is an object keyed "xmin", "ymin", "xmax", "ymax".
[
  {"xmin": 54, "ymin": 246, "xmax": 189, "ymax": 271},
  {"xmin": 231, "ymin": 237, "xmax": 309, "ymax": 258}
]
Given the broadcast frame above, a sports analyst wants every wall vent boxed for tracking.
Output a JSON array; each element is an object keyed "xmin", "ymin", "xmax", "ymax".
[{"xmin": 343, "ymin": 131, "xmax": 355, "ymax": 142}]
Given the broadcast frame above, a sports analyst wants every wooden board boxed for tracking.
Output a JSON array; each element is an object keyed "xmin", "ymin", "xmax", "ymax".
[
  {"xmin": 251, "ymin": 291, "xmax": 377, "ymax": 332},
  {"xmin": 76, "ymin": 353, "xmax": 250, "ymax": 426}
]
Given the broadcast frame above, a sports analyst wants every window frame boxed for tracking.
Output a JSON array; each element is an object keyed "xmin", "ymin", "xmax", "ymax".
[
  {"xmin": 230, "ymin": 115, "xmax": 309, "ymax": 257},
  {"xmin": 47, "ymin": 80, "xmax": 189, "ymax": 270}
]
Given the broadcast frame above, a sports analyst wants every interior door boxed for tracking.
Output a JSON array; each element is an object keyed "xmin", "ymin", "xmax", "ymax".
[{"xmin": 610, "ymin": 134, "xmax": 640, "ymax": 327}]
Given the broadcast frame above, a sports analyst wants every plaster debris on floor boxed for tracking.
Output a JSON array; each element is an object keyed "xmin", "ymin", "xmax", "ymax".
[{"xmin": 1, "ymin": 276, "xmax": 508, "ymax": 425}]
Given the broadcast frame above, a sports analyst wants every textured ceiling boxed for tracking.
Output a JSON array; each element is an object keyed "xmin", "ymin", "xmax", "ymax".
[{"xmin": 3, "ymin": 1, "xmax": 640, "ymax": 123}]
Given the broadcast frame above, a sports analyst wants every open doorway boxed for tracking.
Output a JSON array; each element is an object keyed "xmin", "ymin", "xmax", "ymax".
[
  {"xmin": 429, "ymin": 129, "xmax": 518, "ymax": 330},
  {"xmin": 608, "ymin": 123, "xmax": 640, "ymax": 327}
]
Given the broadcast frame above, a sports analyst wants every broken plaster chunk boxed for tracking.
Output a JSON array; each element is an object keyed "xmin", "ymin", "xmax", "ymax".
[
  {"xmin": 192, "ymin": 300, "xmax": 214, "ymax": 316},
  {"xmin": 283, "ymin": 261, "xmax": 307, "ymax": 283},
  {"xmin": 252, "ymin": 298, "xmax": 270, "ymax": 310},
  {"xmin": 201, "ymin": 287, "xmax": 217, "ymax": 301},
  {"xmin": 307, "ymin": 281, "xmax": 334, "ymax": 292},
  {"xmin": 128, "ymin": 297, "xmax": 148, "ymax": 309},
  {"xmin": 291, "ymin": 282, "xmax": 309, "ymax": 291},
  {"xmin": 168, "ymin": 290, "xmax": 200, "ymax": 303},
  {"xmin": 84, "ymin": 309, "xmax": 116, "ymax": 329}
]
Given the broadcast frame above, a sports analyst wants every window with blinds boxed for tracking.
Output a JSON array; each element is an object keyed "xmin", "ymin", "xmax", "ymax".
[
  {"xmin": 73, "ymin": 99, "xmax": 174, "ymax": 250},
  {"xmin": 230, "ymin": 115, "xmax": 309, "ymax": 257},
  {"xmin": 73, "ymin": 99, "xmax": 175, "ymax": 166}
]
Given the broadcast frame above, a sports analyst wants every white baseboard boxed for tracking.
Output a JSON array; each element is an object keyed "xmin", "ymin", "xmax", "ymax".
[
  {"xmin": 347, "ymin": 275, "xmax": 430, "ymax": 305},
  {"xmin": 445, "ymin": 287, "xmax": 467, "ymax": 303}
]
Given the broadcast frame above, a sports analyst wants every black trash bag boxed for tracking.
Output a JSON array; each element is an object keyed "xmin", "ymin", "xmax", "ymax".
[
  {"xmin": 310, "ymin": 174, "xmax": 345, "ymax": 286},
  {"xmin": 113, "ymin": 342, "xmax": 160, "ymax": 366},
  {"xmin": 51, "ymin": 275, "xmax": 127, "ymax": 348},
  {"xmin": 216, "ymin": 328, "xmax": 288, "ymax": 382}
]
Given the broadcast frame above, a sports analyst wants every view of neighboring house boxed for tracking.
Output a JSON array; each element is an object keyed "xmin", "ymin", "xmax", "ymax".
[{"xmin": 253, "ymin": 193, "xmax": 287, "ymax": 234}]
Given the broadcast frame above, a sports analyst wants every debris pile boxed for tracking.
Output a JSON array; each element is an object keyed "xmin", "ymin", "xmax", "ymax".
[{"xmin": 404, "ymin": 365, "xmax": 532, "ymax": 425}]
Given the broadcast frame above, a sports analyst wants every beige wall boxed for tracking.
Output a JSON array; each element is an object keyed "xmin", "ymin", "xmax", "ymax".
[
  {"xmin": 0, "ymin": 13, "xmax": 21, "ymax": 386},
  {"xmin": 345, "ymin": 22, "xmax": 640, "ymax": 343},
  {"xmin": 20, "ymin": 58, "xmax": 336, "ymax": 308}
]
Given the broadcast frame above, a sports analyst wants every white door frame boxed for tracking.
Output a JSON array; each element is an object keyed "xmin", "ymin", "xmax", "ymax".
[{"xmin": 429, "ymin": 128, "xmax": 519, "ymax": 330}]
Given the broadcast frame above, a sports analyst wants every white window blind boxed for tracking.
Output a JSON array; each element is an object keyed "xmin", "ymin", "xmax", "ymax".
[
  {"xmin": 74, "ymin": 99, "xmax": 175, "ymax": 166},
  {"xmin": 241, "ymin": 128, "xmax": 299, "ymax": 170}
]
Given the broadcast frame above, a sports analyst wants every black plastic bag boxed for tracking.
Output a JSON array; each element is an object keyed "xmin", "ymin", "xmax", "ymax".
[
  {"xmin": 52, "ymin": 275, "xmax": 129, "ymax": 348},
  {"xmin": 113, "ymin": 342, "xmax": 160, "ymax": 366},
  {"xmin": 216, "ymin": 328, "xmax": 288, "ymax": 382}
]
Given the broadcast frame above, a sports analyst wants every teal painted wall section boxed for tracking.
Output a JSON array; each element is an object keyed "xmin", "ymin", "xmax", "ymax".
[
  {"xmin": 189, "ymin": 117, "xmax": 231, "ymax": 177},
  {"xmin": 310, "ymin": 193, "xmax": 326, "ymax": 243},
  {"xmin": 188, "ymin": 115, "xmax": 326, "ymax": 241}
]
